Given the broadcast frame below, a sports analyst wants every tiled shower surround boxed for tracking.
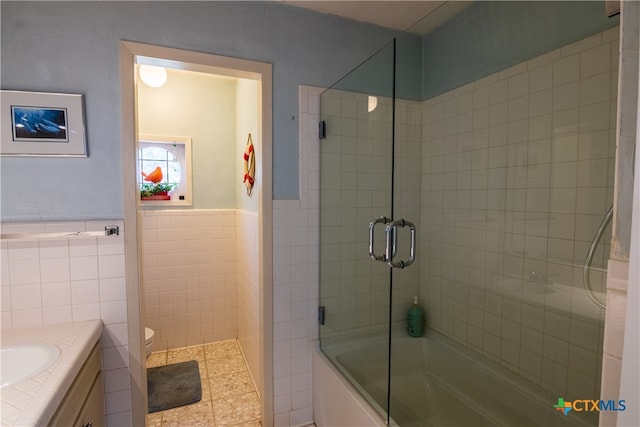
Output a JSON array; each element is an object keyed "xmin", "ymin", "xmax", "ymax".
[
  {"xmin": 310, "ymin": 26, "xmax": 619, "ymax": 406},
  {"xmin": 317, "ymin": 92, "xmax": 422, "ymax": 339},
  {"xmin": 420, "ymin": 28, "xmax": 618, "ymax": 399}
]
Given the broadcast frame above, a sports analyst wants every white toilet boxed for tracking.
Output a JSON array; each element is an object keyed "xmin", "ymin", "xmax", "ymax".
[{"xmin": 145, "ymin": 327, "xmax": 155, "ymax": 358}]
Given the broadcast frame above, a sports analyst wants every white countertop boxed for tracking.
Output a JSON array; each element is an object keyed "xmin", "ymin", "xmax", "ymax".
[{"xmin": 0, "ymin": 320, "xmax": 103, "ymax": 426}]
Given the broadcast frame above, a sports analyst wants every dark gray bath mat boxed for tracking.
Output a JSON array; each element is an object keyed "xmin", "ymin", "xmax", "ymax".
[{"xmin": 147, "ymin": 360, "xmax": 202, "ymax": 413}]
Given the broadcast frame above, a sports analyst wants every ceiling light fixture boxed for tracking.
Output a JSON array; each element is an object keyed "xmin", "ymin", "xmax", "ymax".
[{"xmin": 139, "ymin": 65, "xmax": 167, "ymax": 88}]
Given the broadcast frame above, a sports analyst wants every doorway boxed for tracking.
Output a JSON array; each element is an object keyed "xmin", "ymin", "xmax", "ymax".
[{"xmin": 120, "ymin": 41, "xmax": 273, "ymax": 427}]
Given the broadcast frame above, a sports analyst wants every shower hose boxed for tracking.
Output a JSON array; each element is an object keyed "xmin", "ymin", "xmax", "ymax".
[{"xmin": 582, "ymin": 204, "xmax": 613, "ymax": 310}]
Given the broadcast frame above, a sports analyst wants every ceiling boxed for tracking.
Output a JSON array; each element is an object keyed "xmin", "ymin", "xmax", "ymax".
[{"xmin": 281, "ymin": 1, "xmax": 474, "ymax": 35}]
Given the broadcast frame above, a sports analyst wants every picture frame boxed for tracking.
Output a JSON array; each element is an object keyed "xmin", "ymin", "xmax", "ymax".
[{"xmin": 1, "ymin": 90, "xmax": 87, "ymax": 157}]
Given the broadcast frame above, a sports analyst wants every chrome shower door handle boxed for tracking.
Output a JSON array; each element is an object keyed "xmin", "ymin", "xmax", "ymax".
[
  {"xmin": 385, "ymin": 219, "xmax": 416, "ymax": 269},
  {"xmin": 369, "ymin": 216, "xmax": 391, "ymax": 261}
]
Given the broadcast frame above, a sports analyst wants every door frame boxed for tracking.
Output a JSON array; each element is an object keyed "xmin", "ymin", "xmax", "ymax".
[{"xmin": 119, "ymin": 41, "xmax": 273, "ymax": 426}]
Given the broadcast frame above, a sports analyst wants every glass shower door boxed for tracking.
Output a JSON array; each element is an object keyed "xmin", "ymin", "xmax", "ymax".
[{"xmin": 318, "ymin": 40, "xmax": 395, "ymax": 423}]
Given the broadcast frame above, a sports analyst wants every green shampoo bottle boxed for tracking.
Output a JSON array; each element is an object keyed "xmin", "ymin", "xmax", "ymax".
[{"xmin": 407, "ymin": 296, "xmax": 423, "ymax": 337}]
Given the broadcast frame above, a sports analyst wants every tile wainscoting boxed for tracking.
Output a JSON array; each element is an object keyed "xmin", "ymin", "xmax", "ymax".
[{"xmin": 1, "ymin": 220, "xmax": 132, "ymax": 426}]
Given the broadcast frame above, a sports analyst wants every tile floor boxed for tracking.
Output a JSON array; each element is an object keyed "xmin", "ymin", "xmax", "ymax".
[{"xmin": 146, "ymin": 340, "xmax": 261, "ymax": 427}]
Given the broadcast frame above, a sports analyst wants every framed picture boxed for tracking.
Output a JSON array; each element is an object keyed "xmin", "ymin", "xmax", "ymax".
[{"xmin": 1, "ymin": 90, "xmax": 87, "ymax": 156}]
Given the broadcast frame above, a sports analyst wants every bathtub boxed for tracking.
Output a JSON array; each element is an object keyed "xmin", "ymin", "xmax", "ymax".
[{"xmin": 313, "ymin": 330, "xmax": 597, "ymax": 427}]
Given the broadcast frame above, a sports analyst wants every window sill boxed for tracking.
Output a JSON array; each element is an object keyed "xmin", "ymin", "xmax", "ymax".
[{"xmin": 140, "ymin": 200, "xmax": 192, "ymax": 208}]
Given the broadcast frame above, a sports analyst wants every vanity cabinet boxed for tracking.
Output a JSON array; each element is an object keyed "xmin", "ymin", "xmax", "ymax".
[{"xmin": 49, "ymin": 342, "xmax": 104, "ymax": 427}]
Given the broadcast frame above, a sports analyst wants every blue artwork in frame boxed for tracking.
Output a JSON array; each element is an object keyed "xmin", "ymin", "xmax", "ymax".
[
  {"xmin": 1, "ymin": 90, "xmax": 86, "ymax": 157},
  {"xmin": 11, "ymin": 106, "xmax": 69, "ymax": 142}
]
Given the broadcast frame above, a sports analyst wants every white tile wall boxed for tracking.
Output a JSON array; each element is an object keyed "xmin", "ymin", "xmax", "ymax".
[
  {"xmin": 237, "ymin": 209, "xmax": 261, "ymax": 394},
  {"xmin": 141, "ymin": 207, "xmax": 263, "ymax": 397},
  {"xmin": 273, "ymin": 199, "xmax": 315, "ymax": 427},
  {"xmin": 420, "ymin": 28, "xmax": 618, "ymax": 399},
  {"xmin": 314, "ymin": 88, "xmax": 423, "ymax": 339},
  {"xmin": 141, "ymin": 209, "xmax": 238, "ymax": 350},
  {"xmin": 0, "ymin": 220, "xmax": 132, "ymax": 426},
  {"xmin": 269, "ymin": 86, "xmax": 322, "ymax": 427}
]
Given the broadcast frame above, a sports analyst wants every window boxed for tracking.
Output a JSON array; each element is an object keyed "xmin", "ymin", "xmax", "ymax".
[{"xmin": 137, "ymin": 135, "xmax": 192, "ymax": 206}]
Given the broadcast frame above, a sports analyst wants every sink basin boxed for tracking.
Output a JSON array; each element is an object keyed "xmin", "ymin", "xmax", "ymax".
[{"xmin": 1, "ymin": 342, "xmax": 60, "ymax": 389}]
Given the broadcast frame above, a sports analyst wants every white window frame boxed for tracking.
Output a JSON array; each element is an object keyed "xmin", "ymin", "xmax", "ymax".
[{"xmin": 138, "ymin": 134, "xmax": 193, "ymax": 207}]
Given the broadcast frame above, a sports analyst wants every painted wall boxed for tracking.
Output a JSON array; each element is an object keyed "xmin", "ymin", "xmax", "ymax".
[
  {"xmin": 331, "ymin": 33, "xmax": 423, "ymax": 101},
  {"xmin": 422, "ymin": 1, "xmax": 620, "ymax": 99},
  {"xmin": 137, "ymin": 69, "xmax": 238, "ymax": 209},
  {"xmin": 0, "ymin": 1, "xmax": 399, "ymax": 221},
  {"xmin": 236, "ymin": 78, "xmax": 260, "ymax": 212}
]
